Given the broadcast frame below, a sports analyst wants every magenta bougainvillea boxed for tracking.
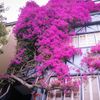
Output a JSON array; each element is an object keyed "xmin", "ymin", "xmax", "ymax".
[
  {"xmin": 50, "ymin": 79, "xmax": 79, "ymax": 93},
  {"xmin": 12, "ymin": 0, "xmax": 100, "ymax": 82},
  {"xmin": 82, "ymin": 43, "xmax": 100, "ymax": 71}
]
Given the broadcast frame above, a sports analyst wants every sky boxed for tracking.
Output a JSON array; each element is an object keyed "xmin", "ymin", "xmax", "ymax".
[{"xmin": 0, "ymin": 0, "xmax": 49, "ymax": 22}]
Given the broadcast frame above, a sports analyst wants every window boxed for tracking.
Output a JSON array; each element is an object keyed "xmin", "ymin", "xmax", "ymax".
[
  {"xmin": 95, "ymin": 32, "xmax": 100, "ymax": 43},
  {"xmin": 75, "ymin": 25, "xmax": 100, "ymax": 34},
  {"xmin": 75, "ymin": 27, "xmax": 86, "ymax": 34},
  {"xmin": 93, "ymin": 0, "xmax": 100, "ymax": 3},
  {"xmin": 91, "ymin": 12, "xmax": 100, "ymax": 22},
  {"xmin": 73, "ymin": 36, "xmax": 79, "ymax": 47},
  {"xmin": 86, "ymin": 25, "xmax": 99, "ymax": 33},
  {"xmin": 75, "ymin": 11, "xmax": 100, "ymax": 34},
  {"xmin": 79, "ymin": 35, "xmax": 87, "ymax": 47},
  {"xmin": 72, "ymin": 32, "xmax": 100, "ymax": 48},
  {"xmin": 86, "ymin": 34, "xmax": 96, "ymax": 46}
]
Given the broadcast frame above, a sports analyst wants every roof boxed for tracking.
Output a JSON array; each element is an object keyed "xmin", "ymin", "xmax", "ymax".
[{"xmin": 5, "ymin": 21, "xmax": 16, "ymax": 26}]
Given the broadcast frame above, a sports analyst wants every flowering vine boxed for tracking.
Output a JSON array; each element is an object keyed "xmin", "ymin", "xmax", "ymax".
[
  {"xmin": 82, "ymin": 43, "xmax": 100, "ymax": 71},
  {"xmin": 8, "ymin": 0, "xmax": 100, "ymax": 90},
  {"xmin": 0, "ymin": 1, "xmax": 100, "ymax": 99}
]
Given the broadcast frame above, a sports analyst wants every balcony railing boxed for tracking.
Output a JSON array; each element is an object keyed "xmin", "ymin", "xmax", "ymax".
[{"xmin": 46, "ymin": 74, "xmax": 100, "ymax": 100}]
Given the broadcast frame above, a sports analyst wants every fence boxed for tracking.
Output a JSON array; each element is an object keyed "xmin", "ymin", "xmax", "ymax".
[{"xmin": 46, "ymin": 75, "xmax": 100, "ymax": 100}]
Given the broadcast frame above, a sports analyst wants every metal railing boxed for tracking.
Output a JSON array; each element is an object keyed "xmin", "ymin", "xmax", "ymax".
[{"xmin": 46, "ymin": 75, "xmax": 100, "ymax": 100}]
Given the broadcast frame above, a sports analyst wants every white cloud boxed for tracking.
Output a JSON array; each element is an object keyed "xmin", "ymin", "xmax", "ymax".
[
  {"xmin": 34, "ymin": 0, "xmax": 49, "ymax": 6},
  {"xmin": 0, "ymin": 0, "xmax": 49, "ymax": 22}
]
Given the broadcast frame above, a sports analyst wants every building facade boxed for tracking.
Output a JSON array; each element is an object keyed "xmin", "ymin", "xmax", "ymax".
[
  {"xmin": 0, "ymin": 22, "xmax": 17, "ymax": 73},
  {"xmin": 45, "ymin": 10, "xmax": 100, "ymax": 100}
]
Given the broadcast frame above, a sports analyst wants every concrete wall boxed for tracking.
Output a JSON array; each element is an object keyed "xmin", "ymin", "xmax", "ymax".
[{"xmin": 0, "ymin": 25, "xmax": 17, "ymax": 73}]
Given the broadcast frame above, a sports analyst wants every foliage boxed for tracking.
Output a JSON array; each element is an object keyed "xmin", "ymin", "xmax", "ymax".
[
  {"xmin": 0, "ymin": 3, "xmax": 8, "ymax": 54},
  {"xmin": 0, "ymin": 3, "xmax": 6, "ymax": 21}
]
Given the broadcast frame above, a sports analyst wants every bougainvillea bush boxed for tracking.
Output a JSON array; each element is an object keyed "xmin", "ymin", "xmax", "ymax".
[
  {"xmin": 82, "ymin": 43, "xmax": 100, "ymax": 71},
  {"xmin": 49, "ymin": 78, "xmax": 79, "ymax": 93},
  {"xmin": 6, "ymin": 0, "xmax": 100, "ymax": 89}
]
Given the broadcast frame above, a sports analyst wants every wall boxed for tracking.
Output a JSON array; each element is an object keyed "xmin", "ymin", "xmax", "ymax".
[{"xmin": 0, "ymin": 25, "xmax": 17, "ymax": 73}]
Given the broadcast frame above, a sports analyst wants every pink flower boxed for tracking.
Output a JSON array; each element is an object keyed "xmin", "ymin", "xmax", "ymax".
[
  {"xmin": 12, "ymin": 0, "xmax": 100, "ymax": 83},
  {"xmin": 82, "ymin": 43, "xmax": 100, "ymax": 71}
]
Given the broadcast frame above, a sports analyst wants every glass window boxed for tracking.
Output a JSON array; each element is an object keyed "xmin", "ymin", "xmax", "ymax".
[
  {"xmin": 86, "ymin": 34, "xmax": 96, "ymax": 46},
  {"xmin": 72, "ymin": 36, "xmax": 79, "ymax": 47},
  {"xmin": 86, "ymin": 25, "xmax": 98, "ymax": 33},
  {"xmin": 94, "ymin": 1, "xmax": 100, "ymax": 3},
  {"xmin": 79, "ymin": 35, "xmax": 87, "ymax": 47},
  {"xmin": 97, "ymin": 25, "xmax": 100, "ymax": 31},
  {"xmin": 75, "ymin": 11, "xmax": 100, "ymax": 34},
  {"xmin": 91, "ymin": 13, "xmax": 100, "ymax": 22},
  {"xmin": 92, "ymin": 0, "xmax": 100, "ymax": 3},
  {"xmin": 75, "ymin": 27, "xmax": 86, "ymax": 34},
  {"xmin": 72, "ymin": 33, "xmax": 100, "ymax": 48},
  {"xmin": 95, "ymin": 32, "xmax": 100, "ymax": 43},
  {"xmin": 76, "ymin": 25, "xmax": 100, "ymax": 34}
]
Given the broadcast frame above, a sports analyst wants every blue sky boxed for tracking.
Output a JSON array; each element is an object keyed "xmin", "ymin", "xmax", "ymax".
[{"xmin": 0, "ymin": 0, "xmax": 49, "ymax": 22}]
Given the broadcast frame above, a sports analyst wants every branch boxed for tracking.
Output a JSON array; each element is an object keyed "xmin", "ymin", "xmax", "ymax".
[
  {"xmin": 0, "ymin": 85, "xmax": 10, "ymax": 99},
  {"xmin": 11, "ymin": 71, "xmax": 55, "ymax": 90},
  {"xmin": 11, "ymin": 74, "xmax": 33, "ymax": 89},
  {"xmin": 11, "ymin": 74, "xmax": 49, "ymax": 90},
  {"xmin": 67, "ymin": 60, "xmax": 88, "ymax": 73}
]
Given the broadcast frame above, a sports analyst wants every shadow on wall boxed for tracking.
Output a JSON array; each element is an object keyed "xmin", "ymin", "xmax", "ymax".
[{"xmin": 0, "ymin": 32, "xmax": 17, "ymax": 73}]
